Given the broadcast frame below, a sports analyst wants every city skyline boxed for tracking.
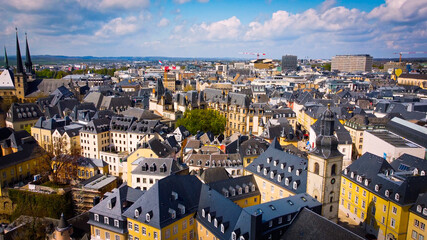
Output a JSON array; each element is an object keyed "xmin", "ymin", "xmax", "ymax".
[{"xmin": 1, "ymin": 0, "xmax": 426, "ymax": 59}]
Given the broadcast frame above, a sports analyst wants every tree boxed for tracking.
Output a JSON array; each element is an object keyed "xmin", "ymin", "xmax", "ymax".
[
  {"xmin": 176, "ymin": 109, "xmax": 226, "ymax": 135},
  {"xmin": 38, "ymin": 137, "xmax": 80, "ymax": 184},
  {"xmin": 323, "ymin": 63, "xmax": 331, "ymax": 71}
]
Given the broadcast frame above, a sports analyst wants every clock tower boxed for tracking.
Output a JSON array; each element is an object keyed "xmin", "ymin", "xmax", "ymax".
[{"xmin": 306, "ymin": 105, "xmax": 343, "ymax": 222}]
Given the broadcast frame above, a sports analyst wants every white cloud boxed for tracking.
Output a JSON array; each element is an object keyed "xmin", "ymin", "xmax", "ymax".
[
  {"xmin": 368, "ymin": 0, "xmax": 427, "ymax": 23},
  {"xmin": 4, "ymin": 0, "xmax": 59, "ymax": 11},
  {"xmin": 319, "ymin": 0, "xmax": 336, "ymax": 13},
  {"xmin": 95, "ymin": 15, "xmax": 141, "ymax": 37},
  {"xmin": 76, "ymin": 0, "xmax": 150, "ymax": 10},
  {"xmin": 244, "ymin": 7, "xmax": 367, "ymax": 41},
  {"xmin": 189, "ymin": 16, "xmax": 241, "ymax": 41},
  {"xmin": 157, "ymin": 18, "xmax": 170, "ymax": 27}
]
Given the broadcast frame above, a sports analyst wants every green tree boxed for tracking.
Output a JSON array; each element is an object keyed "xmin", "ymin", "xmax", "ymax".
[
  {"xmin": 176, "ymin": 109, "xmax": 226, "ymax": 135},
  {"xmin": 323, "ymin": 63, "xmax": 331, "ymax": 71}
]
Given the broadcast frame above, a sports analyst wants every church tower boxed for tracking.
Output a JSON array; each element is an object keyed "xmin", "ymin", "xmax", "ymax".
[
  {"xmin": 52, "ymin": 213, "xmax": 73, "ymax": 240},
  {"xmin": 14, "ymin": 29, "xmax": 28, "ymax": 101},
  {"xmin": 25, "ymin": 33, "xmax": 34, "ymax": 79},
  {"xmin": 306, "ymin": 104, "xmax": 343, "ymax": 222}
]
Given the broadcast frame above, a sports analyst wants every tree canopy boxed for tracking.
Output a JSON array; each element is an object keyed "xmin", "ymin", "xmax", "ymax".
[{"xmin": 176, "ymin": 109, "xmax": 226, "ymax": 136}]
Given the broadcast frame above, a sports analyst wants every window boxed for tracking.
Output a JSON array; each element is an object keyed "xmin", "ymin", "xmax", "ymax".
[
  {"xmin": 348, "ymin": 192, "xmax": 351, "ymax": 200},
  {"xmin": 165, "ymin": 229, "xmax": 170, "ymax": 238},
  {"xmin": 128, "ymin": 222, "xmax": 132, "ymax": 230},
  {"xmin": 115, "ymin": 235, "xmax": 120, "ymax": 240},
  {"xmin": 142, "ymin": 227, "xmax": 146, "ymax": 235},
  {"xmin": 412, "ymin": 230, "xmax": 418, "ymax": 239},
  {"xmin": 383, "ymin": 205, "xmax": 387, "ymax": 212},
  {"xmin": 331, "ymin": 164, "xmax": 336, "ymax": 176},
  {"xmin": 173, "ymin": 225, "xmax": 178, "ymax": 234},
  {"xmin": 104, "ymin": 217, "xmax": 109, "ymax": 224},
  {"xmin": 342, "ymin": 188, "xmax": 345, "ymax": 195},
  {"xmin": 362, "ymin": 200, "xmax": 366, "ymax": 209},
  {"xmin": 271, "ymin": 185, "xmax": 274, "ymax": 193},
  {"xmin": 183, "ymin": 220, "xmax": 187, "ymax": 230},
  {"xmin": 421, "ymin": 222, "xmax": 425, "ymax": 230},
  {"xmin": 105, "ymin": 232, "xmax": 110, "ymax": 240},
  {"xmin": 95, "ymin": 229, "xmax": 100, "ymax": 237},
  {"xmin": 94, "ymin": 214, "xmax": 99, "ymax": 222},
  {"xmin": 361, "ymin": 212, "xmax": 365, "ymax": 219},
  {"xmin": 355, "ymin": 196, "xmax": 358, "ymax": 204},
  {"xmin": 390, "ymin": 218, "xmax": 396, "ymax": 228},
  {"xmin": 154, "ymin": 232, "xmax": 158, "ymax": 239},
  {"xmin": 134, "ymin": 224, "xmax": 139, "ymax": 232},
  {"xmin": 114, "ymin": 220, "xmax": 119, "ymax": 227},
  {"xmin": 356, "ymin": 186, "xmax": 359, "ymax": 192},
  {"xmin": 189, "ymin": 217, "xmax": 194, "ymax": 226},
  {"xmin": 314, "ymin": 163, "xmax": 319, "ymax": 175},
  {"xmin": 420, "ymin": 234, "xmax": 424, "ymax": 240},
  {"xmin": 392, "ymin": 206, "xmax": 397, "ymax": 214},
  {"xmin": 382, "ymin": 216, "xmax": 385, "ymax": 224}
]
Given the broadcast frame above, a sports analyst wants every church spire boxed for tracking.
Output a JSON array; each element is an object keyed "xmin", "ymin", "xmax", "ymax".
[
  {"xmin": 15, "ymin": 28, "xmax": 24, "ymax": 74},
  {"xmin": 25, "ymin": 32, "xmax": 33, "ymax": 73},
  {"xmin": 4, "ymin": 46, "xmax": 9, "ymax": 69}
]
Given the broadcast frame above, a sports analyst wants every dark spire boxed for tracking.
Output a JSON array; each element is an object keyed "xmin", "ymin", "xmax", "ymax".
[
  {"xmin": 4, "ymin": 46, "xmax": 9, "ymax": 69},
  {"xmin": 311, "ymin": 104, "xmax": 341, "ymax": 159},
  {"xmin": 25, "ymin": 32, "xmax": 33, "ymax": 73},
  {"xmin": 15, "ymin": 28, "xmax": 24, "ymax": 74},
  {"xmin": 57, "ymin": 212, "xmax": 71, "ymax": 232}
]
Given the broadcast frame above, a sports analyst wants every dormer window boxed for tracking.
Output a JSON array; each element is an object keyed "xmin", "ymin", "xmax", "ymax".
[
  {"xmin": 395, "ymin": 193, "xmax": 400, "ymax": 201},
  {"xmin": 223, "ymin": 189, "xmax": 229, "ymax": 197},
  {"xmin": 277, "ymin": 175, "xmax": 282, "ymax": 182},
  {"xmin": 375, "ymin": 184, "xmax": 379, "ymax": 192},
  {"xmin": 202, "ymin": 208, "xmax": 207, "ymax": 218},
  {"xmin": 231, "ymin": 188, "xmax": 236, "ymax": 196},
  {"xmin": 251, "ymin": 184, "xmax": 256, "ymax": 192},
  {"xmin": 238, "ymin": 187, "xmax": 242, "ymax": 195},
  {"xmin": 356, "ymin": 175, "xmax": 362, "ymax": 182},
  {"xmin": 146, "ymin": 212, "xmax": 151, "ymax": 222},
  {"xmin": 364, "ymin": 179, "xmax": 369, "ymax": 186},
  {"xmin": 178, "ymin": 204, "xmax": 185, "ymax": 214},
  {"xmin": 385, "ymin": 190, "xmax": 390, "ymax": 197},
  {"xmin": 421, "ymin": 171, "xmax": 426, "ymax": 176},
  {"xmin": 414, "ymin": 168, "xmax": 419, "ymax": 175},
  {"xmin": 264, "ymin": 168, "xmax": 268, "ymax": 175},
  {"xmin": 293, "ymin": 181, "xmax": 298, "ymax": 190},
  {"xmin": 245, "ymin": 186, "xmax": 249, "ymax": 193},
  {"xmin": 232, "ymin": 232, "xmax": 237, "ymax": 240},
  {"xmin": 257, "ymin": 165, "xmax": 262, "ymax": 172},
  {"xmin": 208, "ymin": 213, "xmax": 212, "ymax": 222},
  {"xmin": 281, "ymin": 163, "xmax": 285, "ymax": 169},
  {"xmin": 296, "ymin": 169, "xmax": 301, "ymax": 176},
  {"xmin": 285, "ymin": 178, "xmax": 290, "ymax": 186},
  {"xmin": 221, "ymin": 223, "xmax": 226, "ymax": 233},
  {"xmin": 108, "ymin": 201, "xmax": 112, "ymax": 209},
  {"xmin": 135, "ymin": 209, "xmax": 140, "ymax": 218},
  {"xmin": 270, "ymin": 171, "xmax": 275, "ymax": 179},
  {"xmin": 239, "ymin": 236, "xmax": 245, "ymax": 240},
  {"xmin": 351, "ymin": 172, "xmax": 354, "ymax": 178},
  {"xmin": 267, "ymin": 157, "xmax": 272, "ymax": 163},
  {"xmin": 214, "ymin": 218, "xmax": 218, "ymax": 227},
  {"xmin": 171, "ymin": 191, "xmax": 178, "ymax": 200},
  {"xmin": 169, "ymin": 209, "xmax": 176, "ymax": 219},
  {"xmin": 344, "ymin": 169, "xmax": 348, "ymax": 175},
  {"xmin": 417, "ymin": 205, "xmax": 422, "ymax": 213},
  {"xmin": 423, "ymin": 208, "xmax": 427, "ymax": 216},
  {"xmin": 273, "ymin": 160, "xmax": 278, "ymax": 166}
]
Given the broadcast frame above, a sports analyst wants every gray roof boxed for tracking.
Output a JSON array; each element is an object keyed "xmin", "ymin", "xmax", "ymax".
[
  {"xmin": 245, "ymin": 144, "xmax": 308, "ymax": 194},
  {"xmin": 6, "ymin": 103, "xmax": 43, "ymax": 122},
  {"xmin": 81, "ymin": 118, "xmax": 111, "ymax": 134},
  {"xmin": 208, "ymin": 175, "xmax": 260, "ymax": 202},
  {"xmin": 131, "ymin": 158, "xmax": 186, "ymax": 176},
  {"xmin": 120, "ymin": 108, "xmax": 161, "ymax": 120},
  {"xmin": 122, "ymin": 175, "xmax": 202, "ymax": 229},
  {"xmin": 281, "ymin": 207, "xmax": 364, "ymax": 240},
  {"xmin": 343, "ymin": 152, "xmax": 427, "ymax": 205}
]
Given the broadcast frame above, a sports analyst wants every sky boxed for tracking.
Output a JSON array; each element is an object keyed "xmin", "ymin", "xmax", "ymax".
[{"xmin": 0, "ymin": 0, "xmax": 426, "ymax": 59}]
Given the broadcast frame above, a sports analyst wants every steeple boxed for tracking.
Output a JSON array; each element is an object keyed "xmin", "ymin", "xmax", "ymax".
[
  {"xmin": 15, "ymin": 28, "xmax": 24, "ymax": 74},
  {"xmin": 25, "ymin": 32, "xmax": 33, "ymax": 74},
  {"xmin": 312, "ymin": 104, "xmax": 341, "ymax": 159},
  {"xmin": 4, "ymin": 46, "xmax": 9, "ymax": 69}
]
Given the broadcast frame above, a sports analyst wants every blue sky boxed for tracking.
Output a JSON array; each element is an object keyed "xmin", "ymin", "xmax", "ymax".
[{"xmin": 0, "ymin": 0, "xmax": 426, "ymax": 59}]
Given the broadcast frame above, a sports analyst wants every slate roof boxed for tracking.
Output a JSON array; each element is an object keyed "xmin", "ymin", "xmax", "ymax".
[
  {"xmin": 131, "ymin": 158, "xmax": 186, "ymax": 176},
  {"xmin": 185, "ymin": 153, "xmax": 242, "ymax": 168},
  {"xmin": 81, "ymin": 118, "xmax": 111, "ymax": 134},
  {"xmin": 120, "ymin": 108, "xmax": 161, "ymax": 120},
  {"xmin": 343, "ymin": 152, "xmax": 427, "ymax": 206},
  {"xmin": 0, "ymin": 135, "xmax": 44, "ymax": 170},
  {"xmin": 311, "ymin": 117, "xmax": 352, "ymax": 144},
  {"xmin": 6, "ymin": 103, "xmax": 43, "ymax": 122},
  {"xmin": 390, "ymin": 154, "xmax": 427, "ymax": 174},
  {"xmin": 88, "ymin": 184, "xmax": 144, "ymax": 233},
  {"xmin": 409, "ymin": 193, "xmax": 427, "ymax": 220},
  {"xmin": 122, "ymin": 175, "xmax": 203, "ymax": 229},
  {"xmin": 245, "ymin": 143, "xmax": 308, "ymax": 194},
  {"xmin": 239, "ymin": 137, "xmax": 269, "ymax": 158},
  {"xmin": 148, "ymin": 138, "xmax": 173, "ymax": 158},
  {"xmin": 280, "ymin": 208, "xmax": 364, "ymax": 240},
  {"xmin": 208, "ymin": 175, "xmax": 260, "ymax": 202},
  {"xmin": 198, "ymin": 167, "xmax": 232, "ymax": 183}
]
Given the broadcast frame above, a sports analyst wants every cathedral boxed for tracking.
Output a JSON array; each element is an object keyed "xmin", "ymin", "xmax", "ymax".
[{"xmin": 0, "ymin": 29, "xmax": 35, "ymax": 103}]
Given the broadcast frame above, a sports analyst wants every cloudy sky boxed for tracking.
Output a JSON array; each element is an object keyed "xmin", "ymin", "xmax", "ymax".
[{"xmin": 1, "ymin": 0, "xmax": 426, "ymax": 59}]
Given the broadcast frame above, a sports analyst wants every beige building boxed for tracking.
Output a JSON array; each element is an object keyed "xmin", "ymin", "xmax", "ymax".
[
  {"xmin": 52, "ymin": 125, "xmax": 82, "ymax": 155},
  {"xmin": 331, "ymin": 54, "xmax": 373, "ymax": 73},
  {"xmin": 80, "ymin": 118, "xmax": 110, "ymax": 159},
  {"xmin": 397, "ymin": 74, "xmax": 427, "ymax": 89},
  {"xmin": 31, "ymin": 116, "xmax": 72, "ymax": 152}
]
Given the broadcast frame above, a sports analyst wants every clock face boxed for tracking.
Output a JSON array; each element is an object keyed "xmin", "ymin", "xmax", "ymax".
[{"xmin": 331, "ymin": 178, "xmax": 336, "ymax": 184}]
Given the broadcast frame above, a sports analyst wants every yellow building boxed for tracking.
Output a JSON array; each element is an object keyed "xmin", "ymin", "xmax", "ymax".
[
  {"xmin": 123, "ymin": 175, "xmax": 201, "ymax": 240},
  {"xmin": 397, "ymin": 74, "xmax": 427, "ymax": 89},
  {"xmin": 52, "ymin": 126, "xmax": 82, "ymax": 155},
  {"xmin": 88, "ymin": 184, "xmax": 144, "ymax": 240},
  {"xmin": 31, "ymin": 116, "xmax": 71, "ymax": 152},
  {"xmin": 51, "ymin": 156, "xmax": 108, "ymax": 183},
  {"xmin": 407, "ymin": 195, "xmax": 427, "ymax": 240},
  {"xmin": 0, "ymin": 128, "xmax": 45, "ymax": 188},
  {"xmin": 340, "ymin": 153, "xmax": 427, "ymax": 240}
]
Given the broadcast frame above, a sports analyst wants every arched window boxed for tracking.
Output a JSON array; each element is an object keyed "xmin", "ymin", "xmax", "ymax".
[
  {"xmin": 331, "ymin": 164, "xmax": 336, "ymax": 176},
  {"xmin": 329, "ymin": 206, "xmax": 333, "ymax": 212},
  {"xmin": 314, "ymin": 163, "xmax": 320, "ymax": 175}
]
